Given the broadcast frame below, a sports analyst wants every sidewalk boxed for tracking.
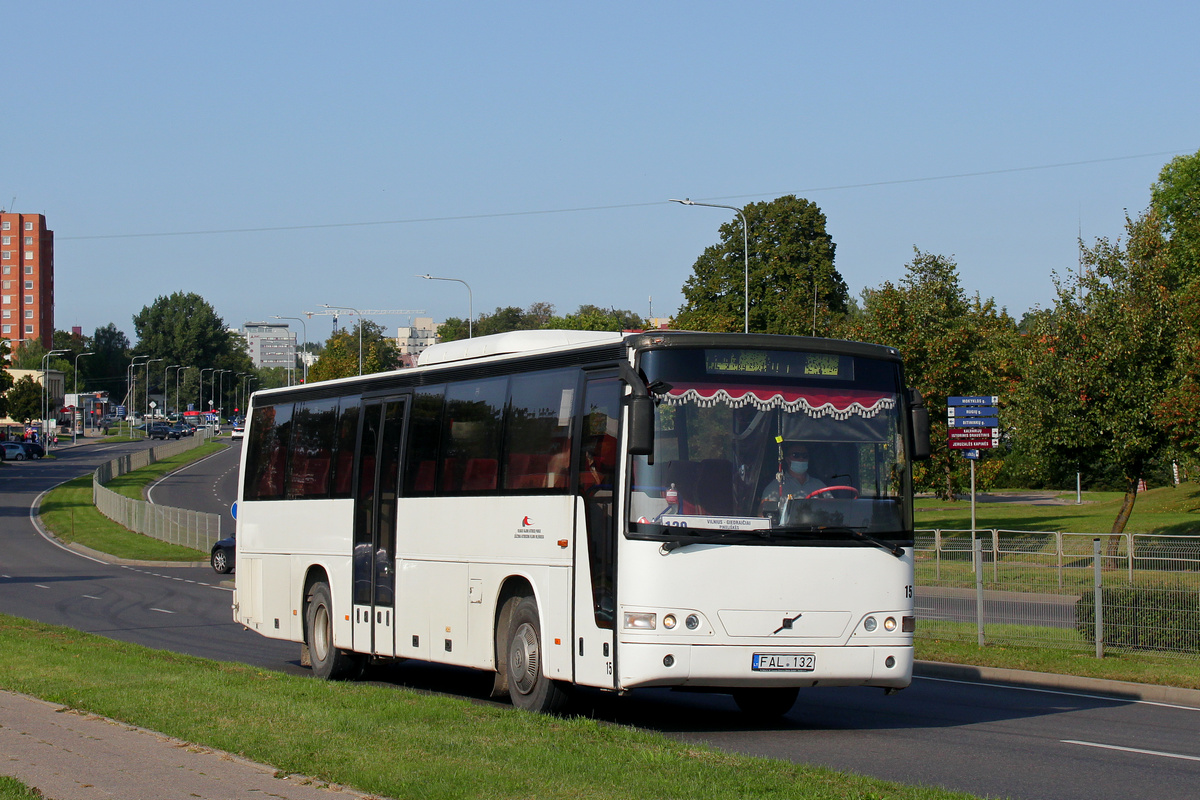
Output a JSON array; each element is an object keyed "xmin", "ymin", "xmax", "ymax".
[{"xmin": 0, "ymin": 690, "xmax": 380, "ymax": 800}]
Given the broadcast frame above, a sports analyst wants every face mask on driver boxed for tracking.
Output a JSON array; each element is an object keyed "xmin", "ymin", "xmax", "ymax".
[{"xmin": 789, "ymin": 460, "xmax": 808, "ymax": 474}]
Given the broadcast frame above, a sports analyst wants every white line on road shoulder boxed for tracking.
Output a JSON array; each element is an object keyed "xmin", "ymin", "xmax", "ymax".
[{"xmin": 1062, "ymin": 739, "xmax": 1200, "ymax": 762}]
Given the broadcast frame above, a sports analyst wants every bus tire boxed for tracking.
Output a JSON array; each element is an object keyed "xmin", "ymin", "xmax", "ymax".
[
  {"xmin": 731, "ymin": 686, "xmax": 799, "ymax": 718},
  {"xmin": 305, "ymin": 581, "xmax": 362, "ymax": 680},
  {"xmin": 506, "ymin": 596, "xmax": 568, "ymax": 714}
]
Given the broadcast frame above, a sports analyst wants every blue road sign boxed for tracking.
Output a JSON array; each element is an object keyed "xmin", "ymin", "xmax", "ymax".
[
  {"xmin": 962, "ymin": 449, "xmax": 980, "ymax": 460},
  {"xmin": 947, "ymin": 406, "xmax": 999, "ymax": 418},
  {"xmin": 948, "ymin": 395, "xmax": 998, "ymax": 406},
  {"xmin": 950, "ymin": 417, "xmax": 999, "ymax": 428}
]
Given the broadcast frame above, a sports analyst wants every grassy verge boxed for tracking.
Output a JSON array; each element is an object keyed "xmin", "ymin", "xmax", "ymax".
[
  {"xmin": 0, "ymin": 614, "xmax": 980, "ymax": 800},
  {"xmin": 0, "ymin": 777, "xmax": 40, "ymax": 800},
  {"xmin": 916, "ymin": 635, "xmax": 1200, "ymax": 690},
  {"xmin": 915, "ymin": 483, "xmax": 1200, "ymax": 534},
  {"xmin": 37, "ymin": 441, "xmax": 228, "ymax": 561}
]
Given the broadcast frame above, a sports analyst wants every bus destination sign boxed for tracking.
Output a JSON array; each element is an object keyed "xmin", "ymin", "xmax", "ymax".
[{"xmin": 705, "ymin": 350, "xmax": 853, "ymax": 380}]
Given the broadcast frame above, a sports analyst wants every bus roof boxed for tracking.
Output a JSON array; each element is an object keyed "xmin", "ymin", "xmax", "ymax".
[{"xmin": 417, "ymin": 329, "xmax": 624, "ymax": 366}]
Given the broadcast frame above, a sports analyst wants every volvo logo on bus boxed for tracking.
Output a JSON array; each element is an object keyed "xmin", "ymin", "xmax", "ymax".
[{"xmin": 773, "ymin": 613, "xmax": 803, "ymax": 634}]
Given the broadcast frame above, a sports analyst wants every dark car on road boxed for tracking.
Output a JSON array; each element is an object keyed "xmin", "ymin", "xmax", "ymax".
[
  {"xmin": 211, "ymin": 532, "xmax": 235, "ymax": 573},
  {"xmin": 2, "ymin": 441, "xmax": 44, "ymax": 460},
  {"xmin": 138, "ymin": 423, "xmax": 180, "ymax": 440}
]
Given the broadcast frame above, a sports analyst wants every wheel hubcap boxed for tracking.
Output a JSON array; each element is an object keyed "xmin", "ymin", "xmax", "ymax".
[
  {"xmin": 313, "ymin": 605, "xmax": 331, "ymax": 662},
  {"xmin": 510, "ymin": 622, "xmax": 540, "ymax": 695}
]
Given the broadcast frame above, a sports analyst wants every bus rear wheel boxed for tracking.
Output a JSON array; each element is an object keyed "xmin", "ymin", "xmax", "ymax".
[
  {"xmin": 305, "ymin": 581, "xmax": 362, "ymax": 680},
  {"xmin": 731, "ymin": 687, "xmax": 799, "ymax": 718},
  {"xmin": 506, "ymin": 596, "xmax": 568, "ymax": 714}
]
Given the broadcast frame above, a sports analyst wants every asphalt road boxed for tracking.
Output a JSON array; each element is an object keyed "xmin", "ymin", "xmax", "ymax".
[{"xmin": 2, "ymin": 440, "xmax": 1199, "ymax": 800}]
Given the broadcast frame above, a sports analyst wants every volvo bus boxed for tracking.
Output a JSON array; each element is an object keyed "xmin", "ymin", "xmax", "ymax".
[{"xmin": 232, "ymin": 330, "xmax": 930, "ymax": 715}]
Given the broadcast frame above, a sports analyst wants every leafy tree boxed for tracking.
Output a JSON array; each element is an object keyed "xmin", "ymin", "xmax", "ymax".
[
  {"xmin": 838, "ymin": 249, "xmax": 1019, "ymax": 499},
  {"xmin": 87, "ymin": 323, "xmax": 132, "ymax": 398},
  {"xmin": 308, "ymin": 320, "xmax": 399, "ymax": 382},
  {"xmin": 5, "ymin": 375, "xmax": 42, "ymax": 424},
  {"xmin": 1151, "ymin": 148, "xmax": 1200, "ymax": 281},
  {"xmin": 0, "ymin": 339, "xmax": 14, "ymax": 419},
  {"xmin": 132, "ymin": 293, "xmax": 252, "ymax": 407},
  {"xmin": 674, "ymin": 195, "xmax": 849, "ymax": 335},
  {"xmin": 545, "ymin": 304, "xmax": 646, "ymax": 332},
  {"xmin": 1011, "ymin": 211, "xmax": 1176, "ymax": 538}
]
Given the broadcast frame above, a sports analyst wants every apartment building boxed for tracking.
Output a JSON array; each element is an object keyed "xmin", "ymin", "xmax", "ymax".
[{"xmin": 0, "ymin": 212, "xmax": 54, "ymax": 350}]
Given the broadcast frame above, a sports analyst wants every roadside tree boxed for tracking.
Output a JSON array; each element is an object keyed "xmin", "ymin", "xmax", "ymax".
[{"xmin": 674, "ymin": 195, "xmax": 848, "ymax": 335}]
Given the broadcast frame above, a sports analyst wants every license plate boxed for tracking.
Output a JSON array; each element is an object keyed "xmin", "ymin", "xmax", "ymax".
[{"xmin": 752, "ymin": 653, "xmax": 816, "ymax": 672}]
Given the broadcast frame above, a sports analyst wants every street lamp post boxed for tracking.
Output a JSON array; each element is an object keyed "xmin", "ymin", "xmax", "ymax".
[
  {"xmin": 416, "ymin": 274, "xmax": 473, "ymax": 338},
  {"xmin": 173, "ymin": 366, "xmax": 188, "ymax": 419},
  {"xmin": 73, "ymin": 352, "xmax": 94, "ymax": 444},
  {"xmin": 164, "ymin": 364, "xmax": 179, "ymax": 418},
  {"xmin": 272, "ymin": 315, "xmax": 308, "ymax": 383},
  {"xmin": 144, "ymin": 358, "xmax": 163, "ymax": 424},
  {"xmin": 217, "ymin": 370, "xmax": 231, "ymax": 422},
  {"xmin": 128, "ymin": 355, "xmax": 149, "ymax": 433},
  {"xmin": 669, "ymin": 199, "xmax": 750, "ymax": 334},
  {"xmin": 41, "ymin": 349, "xmax": 68, "ymax": 444},
  {"xmin": 321, "ymin": 304, "xmax": 362, "ymax": 375},
  {"xmin": 199, "ymin": 368, "xmax": 214, "ymax": 422}
]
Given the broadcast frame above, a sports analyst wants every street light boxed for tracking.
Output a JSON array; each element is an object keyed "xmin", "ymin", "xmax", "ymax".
[
  {"xmin": 41, "ymin": 349, "xmax": 68, "ymax": 444},
  {"xmin": 416, "ymin": 274, "xmax": 473, "ymax": 338},
  {"xmin": 163, "ymin": 364, "xmax": 179, "ymax": 418},
  {"xmin": 670, "ymin": 199, "xmax": 750, "ymax": 334},
  {"xmin": 217, "ymin": 370, "xmax": 231, "ymax": 422},
  {"xmin": 144, "ymin": 358, "xmax": 163, "ymax": 423},
  {"xmin": 199, "ymin": 368, "xmax": 214, "ymax": 421},
  {"xmin": 128, "ymin": 355, "xmax": 149, "ymax": 432},
  {"xmin": 73, "ymin": 352, "xmax": 94, "ymax": 444},
  {"xmin": 321, "ymin": 304, "xmax": 362, "ymax": 375},
  {"xmin": 272, "ymin": 315, "xmax": 308, "ymax": 383},
  {"xmin": 172, "ymin": 366, "xmax": 188, "ymax": 419}
]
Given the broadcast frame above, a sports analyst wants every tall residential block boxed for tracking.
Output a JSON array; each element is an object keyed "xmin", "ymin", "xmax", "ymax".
[{"xmin": 1, "ymin": 212, "xmax": 54, "ymax": 350}]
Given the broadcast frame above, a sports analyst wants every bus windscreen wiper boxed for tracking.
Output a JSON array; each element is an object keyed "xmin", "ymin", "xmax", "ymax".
[
  {"xmin": 779, "ymin": 526, "xmax": 906, "ymax": 558},
  {"xmin": 660, "ymin": 531, "xmax": 769, "ymax": 552}
]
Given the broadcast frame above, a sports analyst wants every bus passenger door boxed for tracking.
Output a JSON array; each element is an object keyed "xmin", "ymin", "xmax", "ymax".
[
  {"xmin": 572, "ymin": 373, "xmax": 620, "ymax": 689},
  {"xmin": 352, "ymin": 397, "xmax": 408, "ymax": 658}
]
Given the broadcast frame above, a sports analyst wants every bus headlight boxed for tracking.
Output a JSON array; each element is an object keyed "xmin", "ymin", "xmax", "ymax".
[
  {"xmin": 685, "ymin": 614, "xmax": 700, "ymax": 630},
  {"xmin": 663, "ymin": 614, "xmax": 677, "ymax": 629},
  {"xmin": 863, "ymin": 616, "xmax": 878, "ymax": 632},
  {"xmin": 884, "ymin": 617, "xmax": 897, "ymax": 631},
  {"xmin": 624, "ymin": 611, "xmax": 656, "ymax": 630}
]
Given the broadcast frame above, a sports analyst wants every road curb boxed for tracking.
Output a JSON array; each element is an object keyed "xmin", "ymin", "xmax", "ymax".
[{"xmin": 915, "ymin": 660, "xmax": 1200, "ymax": 708}]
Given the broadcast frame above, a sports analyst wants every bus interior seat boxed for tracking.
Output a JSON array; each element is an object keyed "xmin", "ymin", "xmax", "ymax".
[{"xmin": 463, "ymin": 458, "xmax": 498, "ymax": 491}]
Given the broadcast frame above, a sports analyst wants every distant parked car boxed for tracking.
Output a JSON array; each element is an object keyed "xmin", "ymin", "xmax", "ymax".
[
  {"xmin": 211, "ymin": 532, "xmax": 235, "ymax": 573},
  {"xmin": 230, "ymin": 422, "xmax": 245, "ymax": 440},
  {"xmin": 19, "ymin": 441, "xmax": 45, "ymax": 459},
  {"xmin": 138, "ymin": 423, "xmax": 180, "ymax": 440},
  {"xmin": 1, "ymin": 442, "xmax": 29, "ymax": 461},
  {"xmin": 169, "ymin": 423, "xmax": 193, "ymax": 437}
]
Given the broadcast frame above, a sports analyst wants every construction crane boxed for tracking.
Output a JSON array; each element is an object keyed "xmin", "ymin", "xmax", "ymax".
[{"xmin": 304, "ymin": 308, "xmax": 425, "ymax": 333}]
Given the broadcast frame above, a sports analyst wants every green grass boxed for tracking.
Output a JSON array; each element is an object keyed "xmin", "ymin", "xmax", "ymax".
[
  {"xmin": 915, "ymin": 483, "xmax": 1200, "ymax": 535},
  {"xmin": 0, "ymin": 777, "xmax": 40, "ymax": 800},
  {"xmin": 0, "ymin": 614, "xmax": 980, "ymax": 800},
  {"xmin": 917, "ymin": 635, "xmax": 1200, "ymax": 690},
  {"xmin": 37, "ymin": 441, "xmax": 229, "ymax": 562}
]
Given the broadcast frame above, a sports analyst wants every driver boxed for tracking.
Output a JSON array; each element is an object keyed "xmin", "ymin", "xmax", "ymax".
[{"xmin": 761, "ymin": 444, "xmax": 826, "ymax": 505}]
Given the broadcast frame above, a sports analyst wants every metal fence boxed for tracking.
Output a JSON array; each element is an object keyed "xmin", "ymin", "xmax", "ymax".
[
  {"xmin": 915, "ymin": 529, "xmax": 1200, "ymax": 659},
  {"xmin": 92, "ymin": 433, "xmax": 224, "ymax": 554}
]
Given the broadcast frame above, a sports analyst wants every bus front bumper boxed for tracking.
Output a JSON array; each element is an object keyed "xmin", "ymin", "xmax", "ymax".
[{"xmin": 617, "ymin": 642, "xmax": 913, "ymax": 690}]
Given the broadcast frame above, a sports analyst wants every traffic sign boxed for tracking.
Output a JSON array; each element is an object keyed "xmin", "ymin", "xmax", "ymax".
[
  {"xmin": 949, "ymin": 417, "xmax": 999, "ymax": 428},
  {"xmin": 948, "ymin": 427, "xmax": 999, "ymax": 439},
  {"xmin": 948, "ymin": 395, "xmax": 998, "ymax": 406},
  {"xmin": 947, "ymin": 406, "xmax": 999, "ymax": 418},
  {"xmin": 949, "ymin": 438, "xmax": 995, "ymax": 449},
  {"xmin": 961, "ymin": 449, "xmax": 980, "ymax": 460}
]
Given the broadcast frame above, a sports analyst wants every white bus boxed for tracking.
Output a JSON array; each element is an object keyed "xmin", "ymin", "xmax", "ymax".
[{"xmin": 233, "ymin": 330, "xmax": 930, "ymax": 716}]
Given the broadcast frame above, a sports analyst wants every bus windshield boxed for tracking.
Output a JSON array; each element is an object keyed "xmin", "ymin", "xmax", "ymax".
[{"xmin": 629, "ymin": 346, "xmax": 912, "ymax": 544}]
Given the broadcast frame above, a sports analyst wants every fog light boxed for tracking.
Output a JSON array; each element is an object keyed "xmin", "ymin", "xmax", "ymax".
[
  {"xmin": 624, "ymin": 611, "xmax": 656, "ymax": 630},
  {"xmin": 884, "ymin": 617, "xmax": 897, "ymax": 631},
  {"xmin": 863, "ymin": 616, "xmax": 877, "ymax": 632},
  {"xmin": 685, "ymin": 614, "xmax": 700, "ymax": 630},
  {"xmin": 663, "ymin": 614, "xmax": 677, "ymax": 629},
  {"xmin": 663, "ymin": 654, "xmax": 675, "ymax": 667},
  {"xmin": 885, "ymin": 655, "xmax": 896, "ymax": 668}
]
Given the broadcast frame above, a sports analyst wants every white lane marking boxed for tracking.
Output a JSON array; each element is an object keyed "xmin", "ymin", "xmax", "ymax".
[
  {"xmin": 1062, "ymin": 739, "xmax": 1200, "ymax": 762},
  {"xmin": 149, "ymin": 608, "xmax": 174, "ymax": 614},
  {"xmin": 82, "ymin": 595, "xmax": 102, "ymax": 600},
  {"xmin": 34, "ymin": 584, "xmax": 50, "ymax": 589},
  {"xmin": 917, "ymin": 675, "xmax": 1200, "ymax": 712}
]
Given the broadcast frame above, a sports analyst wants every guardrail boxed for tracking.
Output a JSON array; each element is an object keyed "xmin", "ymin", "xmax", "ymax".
[
  {"xmin": 915, "ymin": 529, "xmax": 1200, "ymax": 659},
  {"xmin": 92, "ymin": 433, "xmax": 224, "ymax": 554}
]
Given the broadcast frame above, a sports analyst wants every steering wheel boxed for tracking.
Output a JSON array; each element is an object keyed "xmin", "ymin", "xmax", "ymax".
[{"xmin": 806, "ymin": 485, "xmax": 859, "ymax": 500}]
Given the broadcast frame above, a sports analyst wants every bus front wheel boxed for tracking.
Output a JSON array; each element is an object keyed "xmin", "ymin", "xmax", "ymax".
[
  {"xmin": 506, "ymin": 596, "xmax": 568, "ymax": 714},
  {"xmin": 305, "ymin": 581, "xmax": 362, "ymax": 680},
  {"xmin": 731, "ymin": 686, "xmax": 799, "ymax": 718}
]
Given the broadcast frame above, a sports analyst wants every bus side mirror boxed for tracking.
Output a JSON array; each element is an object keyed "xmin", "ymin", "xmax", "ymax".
[
  {"xmin": 908, "ymin": 388, "xmax": 931, "ymax": 460},
  {"xmin": 628, "ymin": 394, "xmax": 654, "ymax": 455}
]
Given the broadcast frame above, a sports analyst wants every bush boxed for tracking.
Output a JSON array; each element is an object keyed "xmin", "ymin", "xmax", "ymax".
[{"xmin": 1076, "ymin": 587, "xmax": 1200, "ymax": 654}]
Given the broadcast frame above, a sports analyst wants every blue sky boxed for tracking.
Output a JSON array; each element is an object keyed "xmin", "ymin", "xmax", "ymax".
[{"xmin": 5, "ymin": 2, "xmax": 1197, "ymax": 343}]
